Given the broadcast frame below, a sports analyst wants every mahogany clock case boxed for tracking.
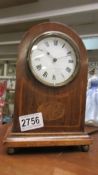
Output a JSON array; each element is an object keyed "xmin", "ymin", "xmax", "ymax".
[
  {"xmin": 12, "ymin": 22, "xmax": 88, "ymax": 133},
  {"xmin": 3, "ymin": 22, "xmax": 92, "ymax": 152}
]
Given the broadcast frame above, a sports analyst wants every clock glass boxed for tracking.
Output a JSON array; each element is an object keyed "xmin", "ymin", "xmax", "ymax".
[{"xmin": 28, "ymin": 31, "xmax": 80, "ymax": 87}]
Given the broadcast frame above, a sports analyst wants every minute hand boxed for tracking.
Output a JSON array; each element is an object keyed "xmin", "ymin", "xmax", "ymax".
[{"xmin": 57, "ymin": 56, "xmax": 68, "ymax": 59}]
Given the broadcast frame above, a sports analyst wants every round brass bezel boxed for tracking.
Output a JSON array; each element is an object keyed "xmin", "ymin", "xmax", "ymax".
[{"xmin": 27, "ymin": 31, "xmax": 80, "ymax": 87}]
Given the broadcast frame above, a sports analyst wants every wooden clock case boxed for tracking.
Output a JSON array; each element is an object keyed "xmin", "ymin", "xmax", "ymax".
[{"xmin": 4, "ymin": 22, "xmax": 92, "ymax": 153}]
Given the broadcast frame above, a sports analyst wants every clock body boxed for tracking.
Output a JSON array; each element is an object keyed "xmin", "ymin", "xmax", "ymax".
[
  {"xmin": 4, "ymin": 22, "xmax": 92, "ymax": 153},
  {"xmin": 12, "ymin": 22, "xmax": 88, "ymax": 133}
]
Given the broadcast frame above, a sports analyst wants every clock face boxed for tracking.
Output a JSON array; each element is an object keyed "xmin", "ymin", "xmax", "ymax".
[{"xmin": 28, "ymin": 31, "xmax": 80, "ymax": 87}]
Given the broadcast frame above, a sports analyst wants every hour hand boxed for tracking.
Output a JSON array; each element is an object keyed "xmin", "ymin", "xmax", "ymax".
[{"xmin": 38, "ymin": 48, "xmax": 53, "ymax": 58}]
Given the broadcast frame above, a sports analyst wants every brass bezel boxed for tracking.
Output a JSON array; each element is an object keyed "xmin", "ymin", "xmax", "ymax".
[{"xmin": 27, "ymin": 31, "xmax": 80, "ymax": 87}]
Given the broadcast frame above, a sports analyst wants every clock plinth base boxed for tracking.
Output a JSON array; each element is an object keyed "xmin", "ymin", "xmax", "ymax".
[{"xmin": 3, "ymin": 125, "xmax": 92, "ymax": 153}]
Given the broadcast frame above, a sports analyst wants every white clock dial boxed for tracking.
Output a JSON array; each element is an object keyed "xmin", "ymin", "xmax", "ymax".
[{"xmin": 28, "ymin": 32, "xmax": 79, "ymax": 87}]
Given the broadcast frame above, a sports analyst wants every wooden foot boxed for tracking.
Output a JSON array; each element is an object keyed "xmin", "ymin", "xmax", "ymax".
[
  {"xmin": 7, "ymin": 148, "xmax": 15, "ymax": 155},
  {"xmin": 80, "ymin": 145, "xmax": 90, "ymax": 152}
]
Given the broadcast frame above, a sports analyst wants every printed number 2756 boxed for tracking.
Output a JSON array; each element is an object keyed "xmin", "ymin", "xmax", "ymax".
[{"xmin": 21, "ymin": 116, "xmax": 40, "ymax": 127}]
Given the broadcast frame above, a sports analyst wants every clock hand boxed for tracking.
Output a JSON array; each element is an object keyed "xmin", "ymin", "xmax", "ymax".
[
  {"xmin": 38, "ymin": 48, "xmax": 53, "ymax": 58},
  {"xmin": 57, "ymin": 55, "xmax": 68, "ymax": 59},
  {"xmin": 38, "ymin": 48, "xmax": 68, "ymax": 64},
  {"xmin": 46, "ymin": 52, "xmax": 58, "ymax": 62},
  {"xmin": 38, "ymin": 48, "xmax": 58, "ymax": 62}
]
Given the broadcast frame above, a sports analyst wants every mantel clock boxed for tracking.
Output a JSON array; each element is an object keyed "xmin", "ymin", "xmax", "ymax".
[{"xmin": 4, "ymin": 22, "xmax": 92, "ymax": 154}]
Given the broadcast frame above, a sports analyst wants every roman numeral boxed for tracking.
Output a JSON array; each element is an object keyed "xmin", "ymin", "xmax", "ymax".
[
  {"xmin": 54, "ymin": 40, "xmax": 58, "ymax": 46},
  {"xmin": 45, "ymin": 41, "xmax": 49, "ymax": 47},
  {"xmin": 67, "ymin": 51, "xmax": 71, "ymax": 55},
  {"xmin": 61, "ymin": 73, "xmax": 65, "ymax": 78},
  {"xmin": 66, "ymin": 67, "xmax": 71, "ymax": 73},
  {"xmin": 36, "ymin": 64, "xmax": 42, "ymax": 70},
  {"xmin": 68, "ymin": 60, "xmax": 74, "ymax": 63},
  {"xmin": 52, "ymin": 74, "xmax": 56, "ymax": 80},
  {"xmin": 62, "ymin": 43, "xmax": 65, "ymax": 48},
  {"xmin": 43, "ymin": 71, "xmax": 48, "ymax": 77},
  {"xmin": 35, "ymin": 58, "xmax": 40, "ymax": 61}
]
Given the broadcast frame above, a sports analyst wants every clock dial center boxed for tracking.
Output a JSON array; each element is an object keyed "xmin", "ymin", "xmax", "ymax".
[{"xmin": 53, "ymin": 58, "xmax": 57, "ymax": 63}]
